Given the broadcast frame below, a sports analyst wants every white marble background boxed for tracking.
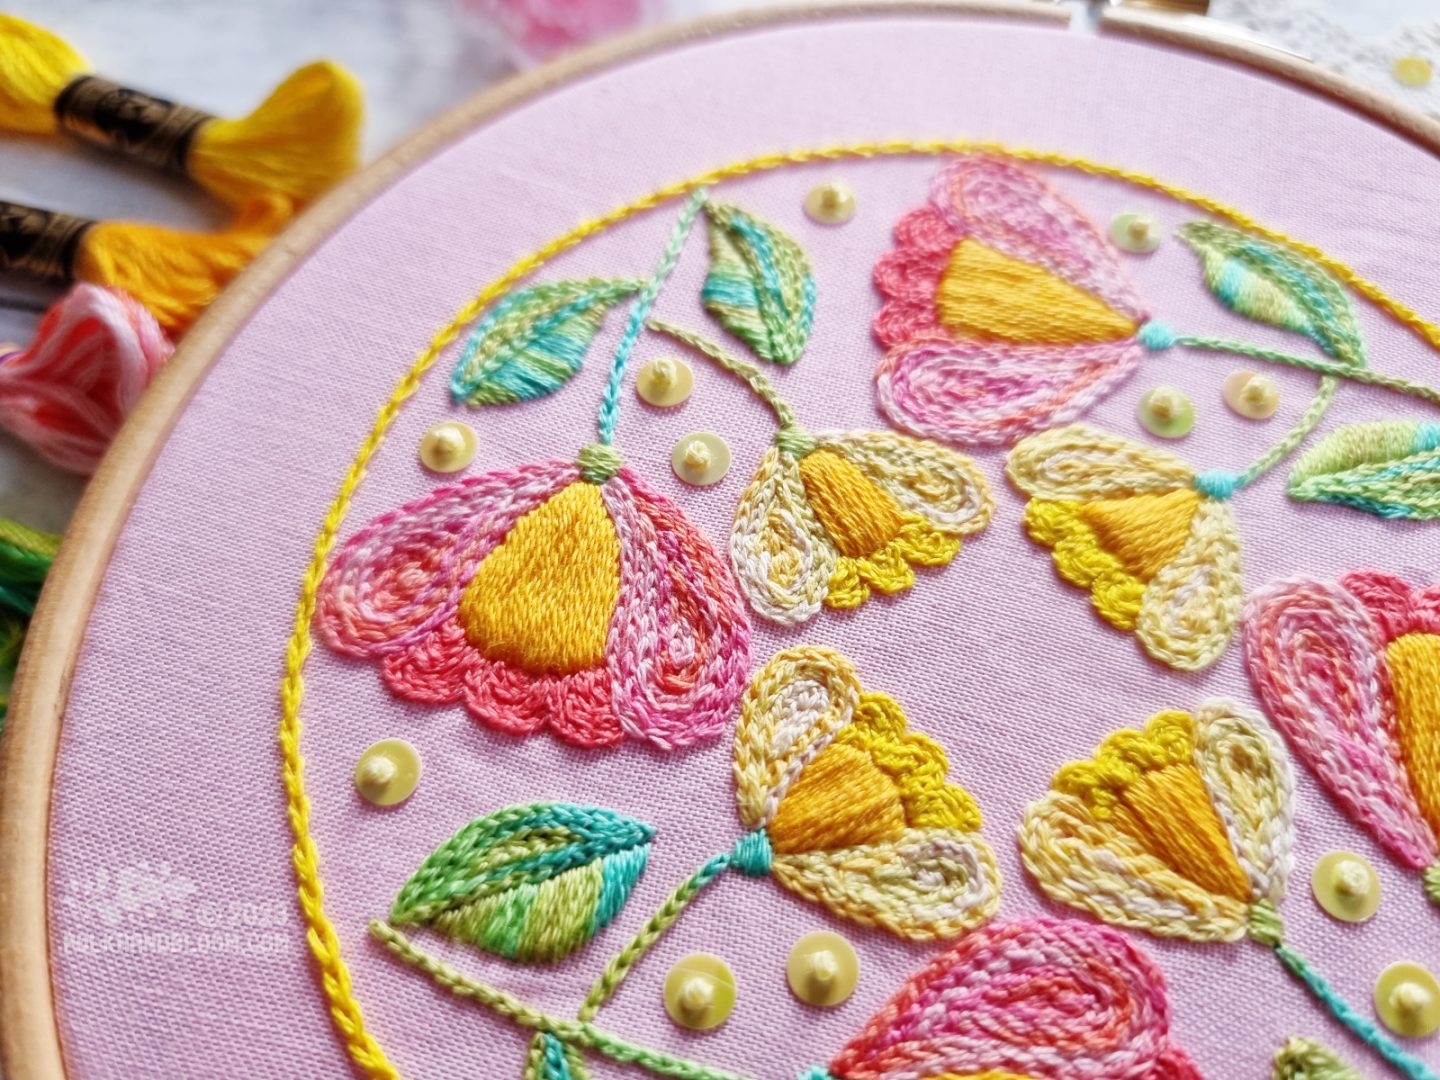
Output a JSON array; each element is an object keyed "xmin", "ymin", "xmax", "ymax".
[{"xmin": 0, "ymin": 0, "xmax": 1435, "ymax": 533}]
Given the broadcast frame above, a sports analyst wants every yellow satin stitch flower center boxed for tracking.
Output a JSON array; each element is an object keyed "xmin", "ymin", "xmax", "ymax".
[
  {"xmin": 1079, "ymin": 488, "xmax": 1200, "ymax": 580},
  {"xmin": 767, "ymin": 691, "xmax": 981, "ymax": 855},
  {"xmin": 1388, "ymin": 632, "xmax": 1440, "ymax": 834},
  {"xmin": 798, "ymin": 448, "xmax": 905, "ymax": 557},
  {"xmin": 459, "ymin": 481, "xmax": 621, "ymax": 674},
  {"xmin": 937, "ymin": 240, "xmax": 1138, "ymax": 345},
  {"xmin": 1055, "ymin": 710, "xmax": 1251, "ymax": 902}
]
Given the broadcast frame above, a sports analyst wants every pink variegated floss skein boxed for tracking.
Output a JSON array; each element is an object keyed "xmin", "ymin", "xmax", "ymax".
[{"xmin": 0, "ymin": 284, "xmax": 172, "ymax": 474}]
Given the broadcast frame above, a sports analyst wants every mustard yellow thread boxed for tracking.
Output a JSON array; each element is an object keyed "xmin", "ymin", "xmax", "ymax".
[{"xmin": 279, "ymin": 141, "xmax": 1440, "ymax": 1079}]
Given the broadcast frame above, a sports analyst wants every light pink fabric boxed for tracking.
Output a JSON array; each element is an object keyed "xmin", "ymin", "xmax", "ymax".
[{"xmin": 46, "ymin": 15, "xmax": 1440, "ymax": 1080}]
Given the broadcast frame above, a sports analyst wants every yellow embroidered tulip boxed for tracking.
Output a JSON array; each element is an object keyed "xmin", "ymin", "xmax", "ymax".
[
  {"xmin": 1020, "ymin": 701, "xmax": 1294, "ymax": 942},
  {"xmin": 1006, "ymin": 423, "xmax": 1242, "ymax": 671},
  {"xmin": 732, "ymin": 646, "xmax": 1001, "ymax": 939},
  {"xmin": 735, "ymin": 428, "xmax": 992, "ymax": 624}
]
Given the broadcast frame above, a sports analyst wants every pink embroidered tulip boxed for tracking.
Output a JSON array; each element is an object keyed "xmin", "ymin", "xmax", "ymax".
[
  {"xmin": 874, "ymin": 157, "xmax": 1150, "ymax": 446},
  {"xmin": 317, "ymin": 446, "xmax": 750, "ymax": 750},
  {"xmin": 806, "ymin": 918, "xmax": 1203, "ymax": 1080},
  {"xmin": 1245, "ymin": 570, "xmax": 1440, "ymax": 903}
]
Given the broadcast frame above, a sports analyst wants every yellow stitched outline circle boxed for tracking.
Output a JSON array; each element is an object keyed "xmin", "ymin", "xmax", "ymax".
[{"xmin": 277, "ymin": 141, "xmax": 1440, "ymax": 1079}]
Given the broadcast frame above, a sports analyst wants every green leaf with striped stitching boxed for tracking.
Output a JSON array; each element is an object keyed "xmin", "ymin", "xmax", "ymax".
[
  {"xmin": 701, "ymin": 202, "xmax": 815, "ymax": 365},
  {"xmin": 1287, "ymin": 419, "xmax": 1440, "ymax": 520},
  {"xmin": 390, "ymin": 803, "xmax": 654, "ymax": 964},
  {"xmin": 450, "ymin": 278, "xmax": 641, "ymax": 406},
  {"xmin": 1177, "ymin": 222, "xmax": 1364, "ymax": 367}
]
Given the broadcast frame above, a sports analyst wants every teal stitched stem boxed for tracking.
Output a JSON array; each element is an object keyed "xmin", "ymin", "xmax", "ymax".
[
  {"xmin": 646, "ymin": 319, "xmax": 803, "ymax": 433},
  {"xmin": 1270, "ymin": 943, "xmax": 1437, "ymax": 1080},
  {"xmin": 597, "ymin": 190, "xmax": 709, "ymax": 445},
  {"xmin": 1175, "ymin": 335, "xmax": 1440, "ymax": 409},
  {"xmin": 578, "ymin": 850, "xmax": 734, "ymax": 1021},
  {"xmin": 371, "ymin": 920, "xmax": 756, "ymax": 1080}
]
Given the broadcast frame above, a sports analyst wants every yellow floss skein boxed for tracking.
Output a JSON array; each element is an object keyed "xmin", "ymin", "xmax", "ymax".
[
  {"xmin": 0, "ymin": 14, "xmax": 362, "ymax": 208},
  {"xmin": 0, "ymin": 194, "xmax": 291, "ymax": 334}
]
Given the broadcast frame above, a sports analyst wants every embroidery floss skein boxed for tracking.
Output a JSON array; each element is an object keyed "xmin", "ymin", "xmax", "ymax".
[
  {"xmin": 0, "ymin": 195, "xmax": 289, "ymax": 334},
  {"xmin": 0, "ymin": 15, "xmax": 362, "ymax": 208},
  {"xmin": 0, "ymin": 284, "xmax": 171, "ymax": 473},
  {"xmin": 0, "ymin": 517, "xmax": 60, "ymax": 726}
]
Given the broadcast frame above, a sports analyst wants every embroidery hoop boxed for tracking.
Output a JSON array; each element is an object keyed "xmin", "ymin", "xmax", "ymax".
[{"xmin": 3, "ymin": 5, "xmax": 1439, "ymax": 1078}]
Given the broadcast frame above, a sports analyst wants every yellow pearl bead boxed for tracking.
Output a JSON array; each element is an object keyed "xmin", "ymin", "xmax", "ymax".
[
  {"xmin": 664, "ymin": 954, "xmax": 735, "ymax": 1030},
  {"xmin": 1311, "ymin": 850, "xmax": 1381, "ymax": 922},
  {"xmin": 1223, "ymin": 370, "xmax": 1281, "ymax": 420},
  {"xmin": 354, "ymin": 739, "xmax": 422, "ymax": 807},
  {"xmin": 1393, "ymin": 55, "xmax": 1434, "ymax": 89},
  {"xmin": 1375, "ymin": 961, "xmax": 1440, "ymax": 1037},
  {"xmin": 671, "ymin": 431, "xmax": 731, "ymax": 486},
  {"xmin": 419, "ymin": 421, "xmax": 478, "ymax": 473},
  {"xmin": 1138, "ymin": 386, "xmax": 1195, "ymax": 438},
  {"xmin": 636, "ymin": 356, "xmax": 693, "ymax": 407},
  {"xmin": 1110, "ymin": 212, "xmax": 1163, "ymax": 254},
  {"xmin": 787, "ymin": 931, "xmax": 859, "ymax": 1007},
  {"xmin": 804, "ymin": 182, "xmax": 857, "ymax": 225}
]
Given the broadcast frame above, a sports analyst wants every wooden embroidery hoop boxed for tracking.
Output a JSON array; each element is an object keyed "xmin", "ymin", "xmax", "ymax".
[{"xmin": 1, "ymin": 4, "xmax": 1436, "ymax": 1077}]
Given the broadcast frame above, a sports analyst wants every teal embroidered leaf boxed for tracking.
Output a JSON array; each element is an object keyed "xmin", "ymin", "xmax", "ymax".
[
  {"xmin": 701, "ymin": 202, "xmax": 815, "ymax": 366},
  {"xmin": 1287, "ymin": 420, "xmax": 1440, "ymax": 520},
  {"xmin": 1177, "ymin": 222, "xmax": 1364, "ymax": 367},
  {"xmin": 524, "ymin": 1034, "xmax": 590, "ymax": 1080},
  {"xmin": 450, "ymin": 279, "xmax": 642, "ymax": 406},
  {"xmin": 390, "ymin": 803, "xmax": 654, "ymax": 964}
]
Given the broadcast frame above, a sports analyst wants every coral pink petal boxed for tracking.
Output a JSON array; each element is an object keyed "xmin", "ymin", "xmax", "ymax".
[
  {"xmin": 380, "ymin": 619, "xmax": 475, "ymax": 704},
  {"xmin": 1343, "ymin": 569, "xmax": 1440, "ymax": 638},
  {"xmin": 829, "ymin": 918, "xmax": 1189, "ymax": 1080},
  {"xmin": 931, "ymin": 156, "xmax": 1147, "ymax": 322},
  {"xmin": 462, "ymin": 655, "xmax": 554, "ymax": 737},
  {"xmin": 316, "ymin": 460, "xmax": 577, "ymax": 656},
  {"xmin": 0, "ymin": 284, "xmax": 171, "ymax": 474},
  {"xmin": 546, "ymin": 667, "xmax": 625, "ymax": 749},
  {"xmin": 1244, "ymin": 577, "xmax": 1438, "ymax": 868},
  {"xmin": 872, "ymin": 207, "xmax": 958, "ymax": 347},
  {"xmin": 601, "ymin": 469, "xmax": 750, "ymax": 751},
  {"xmin": 875, "ymin": 336, "xmax": 1142, "ymax": 447}
]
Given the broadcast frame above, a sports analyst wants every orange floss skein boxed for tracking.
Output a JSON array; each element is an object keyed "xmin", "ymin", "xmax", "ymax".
[
  {"xmin": 0, "ymin": 194, "xmax": 291, "ymax": 335},
  {"xmin": 0, "ymin": 14, "xmax": 363, "ymax": 209}
]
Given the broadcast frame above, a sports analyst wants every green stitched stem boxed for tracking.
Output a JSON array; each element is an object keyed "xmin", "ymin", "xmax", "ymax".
[
  {"xmin": 1232, "ymin": 375, "xmax": 1339, "ymax": 490},
  {"xmin": 1175, "ymin": 335, "xmax": 1440, "ymax": 408},
  {"xmin": 597, "ymin": 191, "xmax": 708, "ymax": 446},
  {"xmin": 1247, "ymin": 903, "xmax": 1437, "ymax": 1080},
  {"xmin": 578, "ymin": 851, "xmax": 733, "ymax": 1021},
  {"xmin": 370, "ymin": 921, "xmax": 755, "ymax": 1080},
  {"xmin": 646, "ymin": 319, "xmax": 804, "ymax": 434},
  {"xmin": 1425, "ymin": 864, "xmax": 1440, "ymax": 907}
]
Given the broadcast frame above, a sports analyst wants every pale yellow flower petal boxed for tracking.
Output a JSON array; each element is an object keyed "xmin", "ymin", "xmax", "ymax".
[
  {"xmin": 1136, "ymin": 497, "xmax": 1242, "ymax": 671},
  {"xmin": 820, "ymin": 430, "xmax": 993, "ymax": 538},
  {"xmin": 1006, "ymin": 423, "xmax": 1194, "ymax": 501},
  {"xmin": 1019, "ymin": 790, "xmax": 1250, "ymax": 942},
  {"xmin": 771, "ymin": 828, "xmax": 1000, "ymax": 940},
  {"xmin": 1192, "ymin": 700, "xmax": 1295, "ymax": 907}
]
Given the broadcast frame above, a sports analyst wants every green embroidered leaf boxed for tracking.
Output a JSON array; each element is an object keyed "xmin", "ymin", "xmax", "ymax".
[
  {"xmin": 701, "ymin": 202, "xmax": 815, "ymax": 365},
  {"xmin": 1288, "ymin": 420, "xmax": 1440, "ymax": 520},
  {"xmin": 451, "ymin": 278, "xmax": 642, "ymax": 406},
  {"xmin": 1177, "ymin": 222, "xmax": 1365, "ymax": 367},
  {"xmin": 390, "ymin": 803, "xmax": 654, "ymax": 964}
]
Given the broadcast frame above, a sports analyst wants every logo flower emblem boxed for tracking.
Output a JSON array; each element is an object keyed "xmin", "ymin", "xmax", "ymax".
[
  {"xmin": 873, "ymin": 156, "xmax": 1149, "ymax": 446},
  {"xmin": 731, "ymin": 645, "xmax": 1000, "ymax": 938},
  {"xmin": 317, "ymin": 445, "xmax": 750, "ymax": 750},
  {"xmin": 1020, "ymin": 702, "xmax": 1293, "ymax": 942},
  {"xmin": 807, "ymin": 918, "xmax": 1203, "ymax": 1080},
  {"xmin": 1006, "ymin": 423, "xmax": 1242, "ymax": 671},
  {"xmin": 1245, "ymin": 570, "xmax": 1440, "ymax": 904}
]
